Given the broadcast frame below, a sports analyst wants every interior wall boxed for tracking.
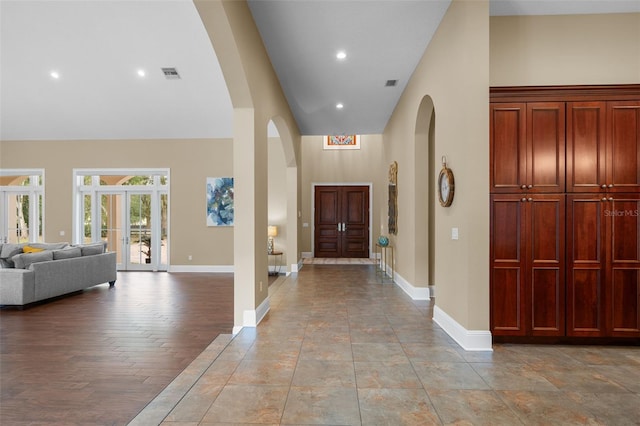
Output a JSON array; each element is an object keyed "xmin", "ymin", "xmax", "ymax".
[
  {"xmin": 268, "ymin": 136, "xmax": 288, "ymax": 268},
  {"xmin": 490, "ymin": 13, "xmax": 640, "ymax": 86},
  {"xmin": 300, "ymin": 134, "xmax": 386, "ymax": 255},
  {"xmin": 383, "ymin": 0, "xmax": 490, "ymax": 330},
  {"xmin": 0, "ymin": 138, "xmax": 234, "ymax": 266}
]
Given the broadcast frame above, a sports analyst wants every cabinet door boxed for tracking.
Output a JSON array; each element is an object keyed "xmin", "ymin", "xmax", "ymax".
[
  {"xmin": 490, "ymin": 194, "xmax": 526, "ymax": 335},
  {"xmin": 527, "ymin": 103, "xmax": 565, "ymax": 193},
  {"xmin": 606, "ymin": 194, "xmax": 640, "ymax": 337},
  {"xmin": 490, "ymin": 103, "xmax": 527, "ymax": 193},
  {"xmin": 607, "ymin": 102, "xmax": 640, "ymax": 193},
  {"xmin": 527, "ymin": 194, "xmax": 566, "ymax": 336},
  {"xmin": 567, "ymin": 102, "xmax": 607, "ymax": 193},
  {"xmin": 567, "ymin": 195, "xmax": 606, "ymax": 336}
]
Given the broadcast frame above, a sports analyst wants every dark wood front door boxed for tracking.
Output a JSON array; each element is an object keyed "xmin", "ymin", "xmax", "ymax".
[{"xmin": 314, "ymin": 185, "xmax": 369, "ymax": 258}]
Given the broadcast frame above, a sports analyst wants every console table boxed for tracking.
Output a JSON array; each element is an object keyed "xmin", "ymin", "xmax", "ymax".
[
  {"xmin": 268, "ymin": 251, "xmax": 283, "ymax": 276},
  {"xmin": 375, "ymin": 243, "xmax": 394, "ymax": 283}
]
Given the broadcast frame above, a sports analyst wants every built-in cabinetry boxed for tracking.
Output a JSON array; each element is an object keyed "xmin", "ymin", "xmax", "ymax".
[{"xmin": 490, "ymin": 86, "xmax": 640, "ymax": 342}]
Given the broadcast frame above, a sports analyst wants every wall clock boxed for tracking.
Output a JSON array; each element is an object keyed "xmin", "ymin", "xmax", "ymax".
[{"xmin": 438, "ymin": 156, "xmax": 454, "ymax": 207}]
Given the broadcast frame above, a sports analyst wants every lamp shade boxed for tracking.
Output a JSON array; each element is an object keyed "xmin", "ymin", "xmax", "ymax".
[{"xmin": 268, "ymin": 225, "xmax": 278, "ymax": 238}]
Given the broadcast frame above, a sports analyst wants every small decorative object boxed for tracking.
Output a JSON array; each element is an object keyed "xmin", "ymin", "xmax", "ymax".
[
  {"xmin": 388, "ymin": 161, "xmax": 398, "ymax": 235},
  {"xmin": 206, "ymin": 177, "xmax": 234, "ymax": 226},
  {"xmin": 267, "ymin": 225, "xmax": 278, "ymax": 254},
  {"xmin": 438, "ymin": 156, "xmax": 455, "ymax": 207},
  {"xmin": 324, "ymin": 134, "xmax": 360, "ymax": 150},
  {"xmin": 378, "ymin": 235, "xmax": 389, "ymax": 247}
]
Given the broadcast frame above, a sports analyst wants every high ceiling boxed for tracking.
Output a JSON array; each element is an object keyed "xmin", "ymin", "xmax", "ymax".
[{"xmin": 1, "ymin": 0, "xmax": 638, "ymax": 141}]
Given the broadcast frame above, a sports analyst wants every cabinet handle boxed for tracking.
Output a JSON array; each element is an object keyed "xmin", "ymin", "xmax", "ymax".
[
  {"xmin": 521, "ymin": 198, "xmax": 527, "ymax": 202},
  {"xmin": 528, "ymin": 198, "xmax": 533, "ymax": 202},
  {"xmin": 608, "ymin": 197, "xmax": 614, "ymax": 201},
  {"xmin": 602, "ymin": 197, "xmax": 607, "ymax": 201},
  {"xmin": 608, "ymin": 184, "xmax": 614, "ymax": 188},
  {"xmin": 527, "ymin": 185, "xmax": 533, "ymax": 189},
  {"xmin": 521, "ymin": 185, "xmax": 527, "ymax": 189},
  {"xmin": 601, "ymin": 184, "xmax": 607, "ymax": 189}
]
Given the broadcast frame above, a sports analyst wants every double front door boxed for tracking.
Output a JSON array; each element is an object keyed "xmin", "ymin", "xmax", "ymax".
[{"xmin": 314, "ymin": 185, "xmax": 369, "ymax": 258}]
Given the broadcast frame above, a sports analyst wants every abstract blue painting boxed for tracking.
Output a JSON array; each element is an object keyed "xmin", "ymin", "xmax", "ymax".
[{"xmin": 206, "ymin": 177, "xmax": 234, "ymax": 226}]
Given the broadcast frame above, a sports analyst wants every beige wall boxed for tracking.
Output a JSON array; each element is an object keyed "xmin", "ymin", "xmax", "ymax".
[
  {"xmin": 491, "ymin": 13, "xmax": 640, "ymax": 86},
  {"xmin": 196, "ymin": 0, "xmax": 301, "ymax": 326},
  {"xmin": 384, "ymin": 0, "xmax": 490, "ymax": 330},
  {"xmin": 268, "ymin": 136, "xmax": 289, "ymax": 267},
  {"xmin": 0, "ymin": 138, "xmax": 234, "ymax": 265},
  {"xmin": 300, "ymin": 135, "xmax": 386, "ymax": 255}
]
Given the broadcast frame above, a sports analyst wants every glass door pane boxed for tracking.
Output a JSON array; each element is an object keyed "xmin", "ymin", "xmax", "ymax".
[
  {"xmin": 160, "ymin": 193, "xmax": 168, "ymax": 269},
  {"xmin": 7, "ymin": 193, "xmax": 29, "ymax": 243},
  {"xmin": 128, "ymin": 193, "xmax": 152, "ymax": 268},
  {"xmin": 101, "ymin": 193, "xmax": 125, "ymax": 268}
]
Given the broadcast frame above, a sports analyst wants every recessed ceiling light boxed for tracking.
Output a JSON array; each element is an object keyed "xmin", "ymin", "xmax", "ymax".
[
  {"xmin": 50, "ymin": 71, "xmax": 60, "ymax": 79},
  {"xmin": 336, "ymin": 103, "xmax": 344, "ymax": 109},
  {"xmin": 137, "ymin": 69, "xmax": 146, "ymax": 77},
  {"xmin": 336, "ymin": 51, "xmax": 347, "ymax": 60}
]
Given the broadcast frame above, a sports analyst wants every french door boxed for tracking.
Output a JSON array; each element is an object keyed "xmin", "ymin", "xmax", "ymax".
[
  {"xmin": 75, "ymin": 170, "xmax": 169, "ymax": 271},
  {"xmin": 0, "ymin": 170, "xmax": 44, "ymax": 244},
  {"xmin": 314, "ymin": 185, "xmax": 370, "ymax": 258},
  {"xmin": 101, "ymin": 191, "xmax": 166, "ymax": 270}
]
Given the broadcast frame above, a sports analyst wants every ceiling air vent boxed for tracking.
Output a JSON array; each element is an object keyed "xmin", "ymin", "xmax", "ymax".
[
  {"xmin": 385, "ymin": 79, "xmax": 398, "ymax": 87},
  {"xmin": 161, "ymin": 67, "xmax": 181, "ymax": 80}
]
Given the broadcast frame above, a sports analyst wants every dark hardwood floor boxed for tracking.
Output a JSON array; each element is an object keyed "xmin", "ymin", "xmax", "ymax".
[{"xmin": 0, "ymin": 272, "xmax": 234, "ymax": 425}]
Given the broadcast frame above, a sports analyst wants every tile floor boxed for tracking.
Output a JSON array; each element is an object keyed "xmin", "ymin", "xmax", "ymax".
[{"xmin": 132, "ymin": 264, "xmax": 640, "ymax": 425}]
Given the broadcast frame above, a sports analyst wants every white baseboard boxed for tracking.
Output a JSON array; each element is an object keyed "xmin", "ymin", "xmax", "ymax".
[
  {"xmin": 291, "ymin": 259, "xmax": 303, "ymax": 273},
  {"xmin": 393, "ymin": 270, "xmax": 431, "ymax": 301},
  {"xmin": 302, "ymin": 251, "xmax": 312, "ymax": 258},
  {"xmin": 232, "ymin": 326, "xmax": 243, "ymax": 335},
  {"xmin": 433, "ymin": 305, "xmax": 493, "ymax": 351},
  {"xmin": 168, "ymin": 265, "xmax": 234, "ymax": 273},
  {"xmin": 241, "ymin": 296, "xmax": 270, "ymax": 328}
]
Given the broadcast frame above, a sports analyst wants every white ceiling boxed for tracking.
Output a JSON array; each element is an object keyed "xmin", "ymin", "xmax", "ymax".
[{"xmin": 1, "ymin": 0, "xmax": 639, "ymax": 141}]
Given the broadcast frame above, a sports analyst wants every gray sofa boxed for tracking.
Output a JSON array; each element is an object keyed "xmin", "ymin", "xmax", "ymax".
[{"xmin": 0, "ymin": 242, "xmax": 117, "ymax": 306}]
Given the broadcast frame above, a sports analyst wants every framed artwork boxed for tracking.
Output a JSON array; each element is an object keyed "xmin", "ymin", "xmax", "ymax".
[
  {"xmin": 388, "ymin": 161, "xmax": 398, "ymax": 235},
  {"xmin": 324, "ymin": 135, "xmax": 360, "ymax": 150},
  {"xmin": 206, "ymin": 177, "xmax": 234, "ymax": 226}
]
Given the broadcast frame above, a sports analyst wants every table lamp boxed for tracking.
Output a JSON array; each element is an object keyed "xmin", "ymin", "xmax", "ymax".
[{"xmin": 267, "ymin": 225, "xmax": 278, "ymax": 254}]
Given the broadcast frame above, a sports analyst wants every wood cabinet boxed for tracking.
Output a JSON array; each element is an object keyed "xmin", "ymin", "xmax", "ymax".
[
  {"xmin": 567, "ymin": 101, "xmax": 640, "ymax": 193},
  {"xmin": 567, "ymin": 194, "xmax": 640, "ymax": 338},
  {"xmin": 490, "ymin": 102, "xmax": 565, "ymax": 193},
  {"xmin": 491, "ymin": 87, "xmax": 640, "ymax": 342},
  {"xmin": 490, "ymin": 194, "xmax": 565, "ymax": 337}
]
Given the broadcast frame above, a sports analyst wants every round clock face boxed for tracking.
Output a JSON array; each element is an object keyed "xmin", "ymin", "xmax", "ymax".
[{"xmin": 438, "ymin": 167, "xmax": 454, "ymax": 207}]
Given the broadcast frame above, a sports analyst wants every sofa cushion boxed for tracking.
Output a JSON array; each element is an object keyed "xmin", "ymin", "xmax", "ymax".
[
  {"xmin": 52, "ymin": 247, "xmax": 82, "ymax": 260},
  {"xmin": 0, "ymin": 243, "xmax": 25, "ymax": 268},
  {"xmin": 78, "ymin": 242, "xmax": 105, "ymax": 256},
  {"xmin": 29, "ymin": 242, "xmax": 69, "ymax": 250},
  {"xmin": 12, "ymin": 250, "xmax": 54, "ymax": 269}
]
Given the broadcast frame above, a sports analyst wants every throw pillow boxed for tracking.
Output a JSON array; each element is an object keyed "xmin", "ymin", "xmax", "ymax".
[
  {"xmin": 23, "ymin": 245, "xmax": 45, "ymax": 253},
  {"xmin": 79, "ymin": 242, "xmax": 105, "ymax": 256},
  {"xmin": 12, "ymin": 250, "xmax": 54, "ymax": 269},
  {"xmin": 52, "ymin": 247, "xmax": 82, "ymax": 260},
  {"xmin": 0, "ymin": 243, "xmax": 24, "ymax": 268}
]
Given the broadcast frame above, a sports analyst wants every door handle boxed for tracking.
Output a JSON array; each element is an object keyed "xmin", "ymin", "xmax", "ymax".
[
  {"xmin": 343, "ymin": 223, "xmax": 347, "ymax": 231},
  {"xmin": 337, "ymin": 223, "xmax": 341, "ymax": 232}
]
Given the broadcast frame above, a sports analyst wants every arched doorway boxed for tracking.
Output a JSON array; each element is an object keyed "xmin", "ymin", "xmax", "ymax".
[{"xmin": 414, "ymin": 96, "xmax": 436, "ymax": 296}]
